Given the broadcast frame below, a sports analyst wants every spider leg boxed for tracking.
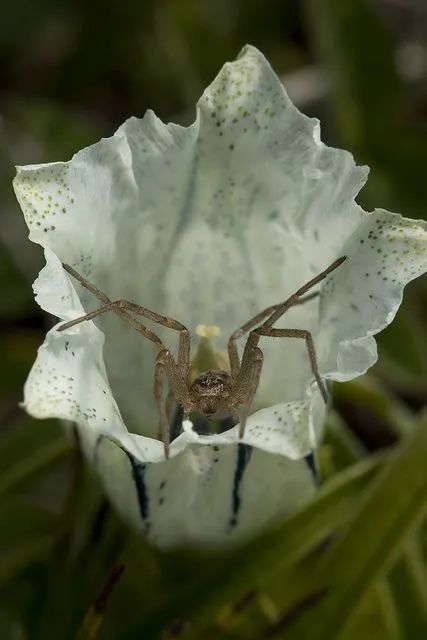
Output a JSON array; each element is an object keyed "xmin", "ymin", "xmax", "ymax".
[
  {"xmin": 155, "ymin": 349, "xmax": 192, "ymax": 458},
  {"xmin": 62, "ymin": 264, "xmax": 190, "ymax": 378},
  {"xmin": 165, "ymin": 388, "xmax": 176, "ymax": 422},
  {"xmin": 230, "ymin": 347, "xmax": 263, "ymax": 438},
  {"xmin": 58, "ymin": 300, "xmax": 164, "ymax": 348},
  {"xmin": 228, "ymin": 292, "xmax": 318, "ymax": 376},
  {"xmin": 61, "ymin": 264, "xmax": 164, "ymax": 347},
  {"xmin": 262, "ymin": 256, "xmax": 346, "ymax": 329},
  {"xmin": 61, "ymin": 265, "xmax": 193, "ymax": 456},
  {"xmin": 252, "ymin": 326, "xmax": 328, "ymax": 403},
  {"xmin": 227, "ymin": 256, "xmax": 346, "ymax": 376},
  {"xmin": 63, "ymin": 264, "xmax": 113, "ymax": 304},
  {"xmin": 154, "ymin": 353, "xmax": 172, "ymax": 458},
  {"xmin": 116, "ymin": 301, "xmax": 190, "ymax": 379}
]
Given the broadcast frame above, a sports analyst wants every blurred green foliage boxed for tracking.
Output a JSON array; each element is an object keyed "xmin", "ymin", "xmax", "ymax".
[{"xmin": 0, "ymin": 0, "xmax": 426, "ymax": 638}]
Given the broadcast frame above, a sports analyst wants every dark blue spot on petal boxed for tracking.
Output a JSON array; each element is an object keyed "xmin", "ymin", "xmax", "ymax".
[
  {"xmin": 229, "ymin": 443, "xmax": 253, "ymax": 531},
  {"xmin": 304, "ymin": 450, "xmax": 320, "ymax": 485}
]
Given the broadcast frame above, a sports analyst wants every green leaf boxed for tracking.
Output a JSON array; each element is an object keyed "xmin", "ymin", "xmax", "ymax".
[
  {"xmin": 375, "ymin": 288, "xmax": 427, "ymax": 394},
  {"xmin": 0, "ymin": 331, "xmax": 41, "ymax": 401},
  {"xmin": 344, "ymin": 580, "xmax": 402, "ymax": 640},
  {"xmin": 0, "ymin": 501, "xmax": 56, "ymax": 592},
  {"xmin": 118, "ymin": 454, "xmax": 384, "ymax": 639},
  {"xmin": 0, "ymin": 501, "xmax": 56, "ymax": 547},
  {"xmin": 287, "ymin": 409, "xmax": 427, "ymax": 639},
  {"xmin": 303, "ymin": 0, "xmax": 427, "ymax": 218},
  {"xmin": 377, "ymin": 299, "xmax": 427, "ymax": 386},
  {"xmin": 389, "ymin": 536, "xmax": 427, "ymax": 636},
  {"xmin": 304, "ymin": 0, "xmax": 399, "ymax": 149},
  {"xmin": 0, "ymin": 538, "xmax": 51, "ymax": 591},
  {"xmin": 323, "ymin": 410, "xmax": 366, "ymax": 472},
  {"xmin": 0, "ymin": 242, "xmax": 32, "ymax": 321},
  {"xmin": 0, "ymin": 420, "xmax": 71, "ymax": 495},
  {"xmin": 0, "ymin": 609, "xmax": 27, "ymax": 640},
  {"xmin": 333, "ymin": 375, "xmax": 413, "ymax": 440}
]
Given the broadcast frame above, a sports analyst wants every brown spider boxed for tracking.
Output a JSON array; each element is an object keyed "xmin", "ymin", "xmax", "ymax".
[{"xmin": 58, "ymin": 256, "xmax": 346, "ymax": 457}]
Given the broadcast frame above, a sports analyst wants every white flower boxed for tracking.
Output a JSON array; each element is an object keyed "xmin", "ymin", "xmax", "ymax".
[{"xmin": 14, "ymin": 45, "xmax": 427, "ymax": 548}]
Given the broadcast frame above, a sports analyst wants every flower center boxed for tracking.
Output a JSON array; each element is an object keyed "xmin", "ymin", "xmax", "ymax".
[{"xmin": 195, "ymin": 324, "xmax": 221, "ymax": 338}]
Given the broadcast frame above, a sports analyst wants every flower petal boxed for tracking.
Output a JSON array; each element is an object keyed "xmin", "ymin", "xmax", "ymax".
[
  {"xmin": 14, "ymin": 45, "xmax": 372, "ymax": 426},
  {"xmin": 91, "ymin": 433, "xmax": 316, "ymax": 548},
  {"xmin": 24, "ymin": 310, "xmax": 319, "ymax": 547},
  {"xmin": 25, "ymin": 312, "xmax": 322, "ymax": 460},
  {"xmin": 15, "ymin": 43, "xmax": 426, "ymax": 548},
  {"xmin": 23, "ymin": 324, "xmax": 127, "ymax": 439},
  {"xmin": 318, "ymin": 210, "xmax": 427, "ymax": 381}
]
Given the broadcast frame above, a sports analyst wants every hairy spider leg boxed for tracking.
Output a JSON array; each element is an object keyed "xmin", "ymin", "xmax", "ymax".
[
  {"xmin": 58, "ymin": 297, "xmax": 165, "ymax": 347},
  {"xmin": 231, "ymin": 347, "xmax": 264, "ymax": 438},
  {"xmin": 262, "ymin": 256, "xmax": 346, "ymax": 329},
  {"xmin": 59, "ymin": 265, "xmax": 192, "ymax": 457},
  {"xmin": 154, "ymin": 349, "xmax": 192, "ymax": 458},
  {"xmin": 61, "ymin": 264, "xmax": 191, "ymax": 376},
  {"xmin": 233, "ymin": 256, "xmax": 347, "ymax": 437},
  {"xmin": 58, "ymin": 294, "xmax": 166, "ymax": 345},
  {"xmin": 228, "ymin": 291, "xmax": 319, "ymax": 376},
  {"xmin": 62, "ymin": 264, "xmax": 154, "ymax": 336},
  {"xmin": 254, "ymin": 327, "xmax": 327, "ymax": 402}
]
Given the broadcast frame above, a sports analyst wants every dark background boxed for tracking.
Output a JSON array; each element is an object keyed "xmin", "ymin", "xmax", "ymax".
[{"xmin": 0, "ymin": 1, "xmax": 426, "ymax": 639}]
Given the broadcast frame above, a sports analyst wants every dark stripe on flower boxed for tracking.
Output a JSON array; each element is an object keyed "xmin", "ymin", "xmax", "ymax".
[
  {"xmin": 93, "ymin": 435, "xmax": 150, "ymax": 534},
  {"xmin": 229, "ymin": 443, "xmax": 253, "ymax": 530},
  {"xmin": 170, "ymin": 403, "xmax": 184, "ymax": 441},
  {"xmin": 125, "ymin": 453, "xmax": 151, "ymax": 535},
  {"xmin": 304, "ymin": 450, "xmax": 320, "ymax": 485},
  {"xmin": 93, "ymin": 434, "xmax": 103, "ymax": 466}
]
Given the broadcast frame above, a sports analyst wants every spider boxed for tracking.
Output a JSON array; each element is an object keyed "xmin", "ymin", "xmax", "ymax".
[{"xmin": 58, "ymin": 256, "xmax": 346, "ymax": 457}]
